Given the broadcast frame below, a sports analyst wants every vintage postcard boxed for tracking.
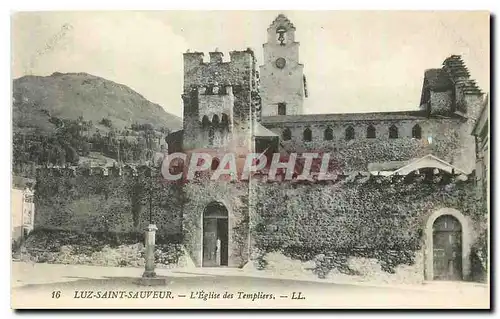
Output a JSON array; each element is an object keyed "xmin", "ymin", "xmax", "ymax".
[{"xmin": 11, "ymin": 11, "xmax": 490, "ymax": 309}]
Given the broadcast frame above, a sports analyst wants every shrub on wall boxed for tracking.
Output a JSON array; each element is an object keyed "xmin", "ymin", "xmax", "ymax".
[
  {"xmin": 21, "ymin": 228, "xmax": 184, "ymax": 267},
  {"xmin": 34, "ymin": 169, "xmax": 184, "ymax": 236},
  {"xmin": 278, "ymin": 119, "xmax": 471, "ymax": 172},
  {"xmin": 251, "ymin": 179, "xmax": 483, "ymax": 278}
]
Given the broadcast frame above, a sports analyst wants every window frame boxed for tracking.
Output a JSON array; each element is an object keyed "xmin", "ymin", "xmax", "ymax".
[
  {"xmin": 345, "ymin": 126, "xmax": 355, "ymax": 140},
  {"xmin": 278, "ymin": 103, "xmax": 287, "ymax": 116},
  {"xmin": 389, "ymin": 125, "xmax": 399, "ymax": 139},
  {"xmin": 303, "ymin": 127, "xmax": 312, "ymax": 142}
]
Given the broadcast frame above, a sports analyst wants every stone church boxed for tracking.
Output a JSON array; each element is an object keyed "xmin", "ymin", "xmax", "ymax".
[{"xmin": 166, "ymin": 14, "xmax": 487, "ymax": 282}]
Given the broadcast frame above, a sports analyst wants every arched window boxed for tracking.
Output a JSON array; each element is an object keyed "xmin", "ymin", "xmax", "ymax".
[
  {"xmin": 303, "ymin": 128, "xmax": 312, "ymax": 142},
  {"xmin": 282, "ymin": 128, "xmax": 292, "ymax": 141},
  {"xmin": 202, "ymin": 115, "xmax": 210, "ymax": 128},
  {"xmin": 212, "ymin": 114, "xmax": 220, "ymax": 126},
  {"xmin": 276, "ymin": 27, "xmax": 287, "ymax": 45},
  {"xmin": 366, "ymin": 125, "xmax": 376, "ymax": 139},
  {"xmin": 345, "ymin": 126, "xmax": 355, "ymax": 140},
  {"xmin": 412, "ymin": 124, "xmax": 422, "ymax": 139},
  {"xmin": 211, "ymin": 157, "xmax": 220, "ymax": 170},
  {"xmin": 278, "ymin": 103, "xmax": 287, "ymax": 115},
  {"xmin": 221, "ymin": 113, "xmax": 229, "ymax": 126},
  {"xmin": 324, "ymin": 127, "xmax": 333, "ymax": 141},
  {"xmin": 389, "ymin": 125, "xmax": 399, "ymax": 139}
]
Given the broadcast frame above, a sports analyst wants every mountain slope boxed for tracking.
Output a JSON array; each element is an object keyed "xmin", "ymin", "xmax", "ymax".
[{"xmin": 12, "ymin": 72, "xmax": 182, "ymax": 133}]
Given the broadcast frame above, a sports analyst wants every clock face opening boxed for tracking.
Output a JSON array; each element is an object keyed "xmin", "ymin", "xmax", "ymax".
[{"xmin": 275, "ymin": 57, "xmax": 286, "ymax": 69}]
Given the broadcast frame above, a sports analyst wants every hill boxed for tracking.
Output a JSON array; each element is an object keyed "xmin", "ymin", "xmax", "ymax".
[{"xmin": 12, "ymin": 72, "xmax": 182, "ymax": 134}]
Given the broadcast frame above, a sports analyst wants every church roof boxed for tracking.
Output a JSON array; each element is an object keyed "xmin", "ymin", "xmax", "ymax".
[
  {"xmin": 254, "ymin": 122, "xmax": 278, "ymax": 137},
  {"xmin": 443, "ymin": 55, "xmax": 471, "ymax": 79},
  {"xmin": 420, "ymin": 55, "xmax": 483, "ymax": 106},
  {"xmin": 261, "ymin": 110, "xmax": 432, "ymax": 125},
  {"xmin": 367, "ymin": 160, "xmax": 411, "ymax": 173}
]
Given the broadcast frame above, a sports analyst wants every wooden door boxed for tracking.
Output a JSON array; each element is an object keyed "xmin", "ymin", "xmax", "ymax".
[
  {"xmin": 203, "ymin": 218, "xmax": 218, "ymax": 267},
  {"xmin": 433, "ymin": 215, "xmax": 462, "ymax": 280},
  {"xmin": 218, "ymin": 218, "xmax": 228, "ymax": 266}
]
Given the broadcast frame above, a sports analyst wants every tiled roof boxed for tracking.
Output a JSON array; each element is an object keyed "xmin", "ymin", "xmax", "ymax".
[
  {"xmin": 390, "ymin": 154, "xmax": 468, "ymax": 176},
  {"xmin": 420, "ymin": 55, "xmax": 483, "ymax": 103},
  {"xmin": 443, "ymin": 55, "xmax": 471, "ymax": 78},
  {"xmin": 254, "ymin": 122, "xmax": 278, "ymax": 137},
  {"xmin": 443, "ymin": 55, "xmax": 482, "ymax": 95},
  {"xmin": 456, "ymin": 79, "xmax": 483, "ymax": 95}
]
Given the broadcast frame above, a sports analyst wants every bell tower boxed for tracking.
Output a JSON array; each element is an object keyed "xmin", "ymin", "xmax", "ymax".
[{"xmin": 259, "ymin": 14, "xmax": 307, "ymax": 117}]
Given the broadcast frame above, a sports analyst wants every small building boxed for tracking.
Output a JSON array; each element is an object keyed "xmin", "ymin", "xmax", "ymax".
[{"xmin": 11, "ymin": 177, "xmax": 36, "ymax": 247}]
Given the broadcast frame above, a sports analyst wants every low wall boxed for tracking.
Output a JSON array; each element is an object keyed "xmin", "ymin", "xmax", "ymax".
[
  {"xmin": 15, "ymin": 228, "xmax": 189, "ymax": 269},
  {"xmin": 34, "ymin": 170, "xmax": 184, "ymax": 237},
  {"xmin": 249, "ymin": 178, "xmax": 486, "ymax": 282},
  {"xmin": 244, "ymin": 251, "xmax": 424, "ymax": 285}
]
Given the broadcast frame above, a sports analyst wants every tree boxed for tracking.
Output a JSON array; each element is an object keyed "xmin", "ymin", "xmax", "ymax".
[
  {"xmin": 65, "ymin": 145, "xmax": 79, "ymax": 165},
  {"xmin": 99, "ymin": 118, "xmax": 113, "ymax": 128},
  {"xmin": 49, "ymin": 144, "xmax": 66, "ymax": 166},
  {"xmin": 81, "ymin": 142, "xmax": 91, "ymax": 156}
]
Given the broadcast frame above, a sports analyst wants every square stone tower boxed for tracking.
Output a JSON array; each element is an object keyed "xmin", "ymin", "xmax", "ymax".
[
  {"xmin": 259, "ymin": 14, "xmax": 307, "ymax": 116},
  {"xmin": 182, "ymin": 50, "xmax": 259, "ymax": 152}
]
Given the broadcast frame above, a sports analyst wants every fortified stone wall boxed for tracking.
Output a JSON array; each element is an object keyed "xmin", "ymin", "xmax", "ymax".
[
  {"xmin": 248, "ymin": 172, "xmax": 486, "ymax": 282},
  {"xmin": 34, "ymin": 166, "xmax": 184, "ymax": 238},
  {"xmin": 182, "ymin": 178, "xmax": 250, "ymax": 268}
]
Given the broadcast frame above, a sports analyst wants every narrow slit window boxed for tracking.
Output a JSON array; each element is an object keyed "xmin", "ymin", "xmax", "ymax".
[{"xmin": 278, "ymin": 103, "xmax": 287, "ymax": 115}]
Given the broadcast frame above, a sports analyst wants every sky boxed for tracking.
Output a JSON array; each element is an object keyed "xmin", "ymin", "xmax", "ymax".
[{"xmin": 11, "ymin": 11, "xmax": 490, "ymax": 118}]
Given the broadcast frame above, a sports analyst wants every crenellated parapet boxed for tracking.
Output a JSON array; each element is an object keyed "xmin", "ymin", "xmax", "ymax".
[
  {"xmin": 183, "ymin": 49, "xmax": 256, "ymax": 66},
  {"xmin": 183, "ymin": 50, "xmax": 257, "ymax": 92},
  {"xmin": 181, "ymin": 49, "xmax": 259, "ymax": 151},
  {"xmin": 36, "ymin": 164, "xmax": 161, "ymax": 178},
  {"xmin": 252, "ymin": 168, "xmax": 474, "ymax": 185}
]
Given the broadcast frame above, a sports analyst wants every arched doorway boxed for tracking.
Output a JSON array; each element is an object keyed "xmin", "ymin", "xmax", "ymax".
[
  {"xmin": 432, "ymin": 215, "xmax": 463, "ymax": 280},
  {"xmin": 425, "ymin": 208, "xmax": 471, "ymax": 281},
  {"xmin": 202, "ymin": 202, "xmax": 229, "ymax": 267}
]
